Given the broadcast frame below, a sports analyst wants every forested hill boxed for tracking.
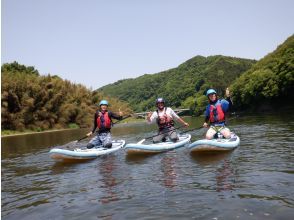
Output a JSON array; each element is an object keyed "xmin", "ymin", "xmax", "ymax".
[
  {"xmin": 98, "ymin": 55, "xmax": 255, "ymax": 113},
  {"xmin": 231, "ymin": 35, "xmax": 294, "ymax": 111},
  {"xmin": 1, "ymin": 62, "xmax": 132, "ymax": 132}
]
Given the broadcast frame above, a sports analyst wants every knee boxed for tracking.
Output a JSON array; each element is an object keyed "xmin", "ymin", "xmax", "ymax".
[
  {"xmin": 104, "ymin": 143, "xmax": 112, "ymax": 149},
  {"xmin": 206, "ymin": 134, "xmax": 214, "ymax": 140},
  {"xmin": 153, "ymin": 139, "xmax": 160, "ymax": 144},
  {"xmin": 223, "ymin": 131, "xmax": 231, "ymax": 139},
  {"xmin": 153, "ymin": 136, "xmax": 161, "ymax": 143},
  {"xmin": 206, "ymin": 129, "xmax": 215, "ymax": 140},
  {"xmin": 87, "ymin": 143, "xmax": 94, "ymax": 149},
  {"xmin": 171, "ymin": 137, "xmax": 178, "ymax": 142}
]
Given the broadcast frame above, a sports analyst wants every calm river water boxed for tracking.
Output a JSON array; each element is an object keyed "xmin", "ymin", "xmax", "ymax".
[{"xmin": 1, "ymin": 114, "xmax": 294, "ymax": 220}]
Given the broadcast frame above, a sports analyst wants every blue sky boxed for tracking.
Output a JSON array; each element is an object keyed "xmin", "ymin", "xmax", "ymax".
[{"xmin": 2, "ymin": 0, "xmax": 294, "ymax": 89}]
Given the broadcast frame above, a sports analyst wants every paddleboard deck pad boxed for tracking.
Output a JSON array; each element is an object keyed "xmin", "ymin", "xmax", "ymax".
[
  {"xmin": 49, "ymin": 140, "xmax": 125, "ymax": 161},
  {"xmin": 125, "ymin": 134, "xmax": 191, "ymax": 154},
  {"xmin": 188, "ymin": 133, "xmax": 240, "ymax": 153}
]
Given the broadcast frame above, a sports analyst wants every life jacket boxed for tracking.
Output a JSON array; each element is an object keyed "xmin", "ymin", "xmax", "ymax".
[
  {"xmin": 97, "ymin": 111, "xmax": 112, "ymax": 129},
  {"xmin": 209, "ymin": 100, "xmax": 225, "ymax": 123},
  {"xmin": 156, "ymin": 107, "xmax": 174, "ymax": 129}
]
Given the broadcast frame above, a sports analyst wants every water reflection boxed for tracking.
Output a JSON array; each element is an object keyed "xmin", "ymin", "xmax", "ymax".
[
  {"xmin": 216, "ymin": 159, "xmax": 235, "ymax": 192},
  {"xmin": 98, "ymin": 155, "xmax": 119, "ymax": 204},
  {"xmin": 161, "ymin": 154, "xmax": 178, "ymax": 188},
  {"xmin": 190, "ymin": 152, "xmax": 236, "ymax": 192},
  {"xmin": 125, "ymin": 152, "xmax": 158, "ymax": 164},
  {"xmin": 1, "ymin": 128, "xmax": 89, "ymax": 159},
  {"xmin": 190, "ymin": 151, "xmax": 232, "ymax": 166},
  {"xmin": 50, "ymin": 161, "xmax": 90, "ymax": 175}
]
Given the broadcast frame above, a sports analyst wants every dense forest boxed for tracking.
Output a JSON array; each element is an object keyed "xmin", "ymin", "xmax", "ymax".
[
  {"xmin": 1, "ymin": 62, "xmax": 132, "ymax": 132},
  {"xmin": 98, "ymin": 55, "xmax": 255, "ymax": 114},
  {"xmin": 230, "ymin": 34, "xmax": 294, "ymax": 111}
]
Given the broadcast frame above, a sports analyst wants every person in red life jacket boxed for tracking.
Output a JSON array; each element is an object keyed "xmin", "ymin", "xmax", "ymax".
[
  {"xmin": 147, "ymin": 98, "xmax": 189, "ymax": 143},
  {"xmin": 203, "ymin": 88, "xmax": 233, "ymax": 140},
  {"xmin": 86, "ymin": 100, "xmax": 123, "ymax": 149}
]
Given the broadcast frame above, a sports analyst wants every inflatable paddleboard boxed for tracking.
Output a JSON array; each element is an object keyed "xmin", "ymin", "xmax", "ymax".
[
  {"xmin": 49, "ymin": 140, "xmax": 125, "ymax": 161},
  {"xmin": 125, "ymin": 134, "xmax": 191, "ymax": 154},
  {"xmin": 188, "ymin": 133, "xmax": 240, "ymax": 153}
]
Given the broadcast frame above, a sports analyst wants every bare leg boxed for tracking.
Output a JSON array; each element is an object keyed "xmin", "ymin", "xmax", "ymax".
[
  {"xmin": 206, "ymin": 127, "xmax": 217, "ymax": 140},
  {"xmin": 221, "ymin": 127, "xmax": 231, "ymax": 139}
]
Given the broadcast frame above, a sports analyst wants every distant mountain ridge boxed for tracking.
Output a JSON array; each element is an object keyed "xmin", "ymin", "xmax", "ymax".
[{"xmin": 98, "ymin": 55, "xmax": 256, "ymax": 113}]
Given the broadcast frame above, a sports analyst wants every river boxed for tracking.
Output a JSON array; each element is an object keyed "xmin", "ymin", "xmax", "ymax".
[{"xmin": 1, "ymin": 114, "xmax": 294, "ymax": 220}]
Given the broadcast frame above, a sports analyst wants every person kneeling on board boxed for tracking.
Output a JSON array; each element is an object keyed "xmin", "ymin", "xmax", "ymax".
[
  {"xmin": 86, "ymin": 100, "xmax": 123, "ymax": 149},
  {"xmin": 147, "ymin": 98, "xmax": 189, "ymax": 143},
  {"xmin": 203, "ymin": 88, "xmax": 233, "ymax": 140}
]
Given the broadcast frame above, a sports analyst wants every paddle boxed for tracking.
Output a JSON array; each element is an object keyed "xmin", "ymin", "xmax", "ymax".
[
  {"xmin": 112, "ymin": 114, "xmax": 133, "ymax": 125},
  {"xmin": 76, "ymin": 135, "xmax": 89, "ymax": 142},
  {"xmin": 63, "ymin": 135, "xmax": 88, "ymax": 148},
  {"xmin": 179, "ymin": 125, "xmax": 204, "ymax": 134}
]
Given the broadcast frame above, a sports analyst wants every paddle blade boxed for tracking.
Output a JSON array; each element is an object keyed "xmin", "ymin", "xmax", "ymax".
[{"xmin": 137, "ymin": 139, "xmax": 146, "ymax": 144}]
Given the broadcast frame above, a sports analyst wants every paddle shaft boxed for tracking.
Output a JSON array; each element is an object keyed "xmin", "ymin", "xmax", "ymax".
[
  {"xmin": 112, "ymin": 114, "xmax": 132, "ymax": 125},
  {"xmin": 77, "ymin": 135, "xmax": 88, "ymax": 142},
  {"xmin": 144, "ymin": 125, "xmax": 185, "ymax": 140},
  {"xmin": 180, "ymin": 126, "xmax": 203, "ymax": 134}
]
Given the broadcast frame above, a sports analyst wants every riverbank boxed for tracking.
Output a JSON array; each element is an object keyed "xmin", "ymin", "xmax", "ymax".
[
  {"xmin": 1, "ymin": 117, "xmax": 146, "ymax": 137},
  {"xmin": 1, "ymin": 128, "xmax": 82, "ymax": 137}
]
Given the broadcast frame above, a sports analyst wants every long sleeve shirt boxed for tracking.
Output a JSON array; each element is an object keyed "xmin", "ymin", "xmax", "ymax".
[{"xmin": 92, "ymin": 110, "xmax": 122, "ymax": 133}]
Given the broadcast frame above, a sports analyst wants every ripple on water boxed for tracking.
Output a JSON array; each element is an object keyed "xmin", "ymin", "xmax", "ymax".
[{"xmin": 1, "ymin": 115, "xmax": 294, "ymax": 219}]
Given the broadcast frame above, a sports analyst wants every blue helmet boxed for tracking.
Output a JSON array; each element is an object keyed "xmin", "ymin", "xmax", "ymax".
[
  {"xmin": 99, "ymin": 100, "xmax": 108, "ymax": 106},
  {"xmin": 156, "ymin": 98, "xmax": 165, "ymax": 105},
  {"xmin": 206, "ymin": 89, "xmax": 217, "ymax": 97}
]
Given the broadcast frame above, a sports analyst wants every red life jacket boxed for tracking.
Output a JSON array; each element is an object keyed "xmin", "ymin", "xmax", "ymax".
[
  {"xmin": 156, "ymin": 107, "xmax": 174, "ymax": 129},
  {"xmin": 97, "ymin": 111, "xmax": 112, "ymax": 129},
  {"xmin": 209, "ymin": 100, "xmax": 225, "ymax": 123}
]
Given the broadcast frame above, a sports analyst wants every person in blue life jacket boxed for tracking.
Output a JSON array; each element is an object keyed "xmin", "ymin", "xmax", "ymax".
[
  {"xmin": 203, "ymin": 88, "xmax": 233, "ymax": 140},
  {"xmin": 86, "ymin": 100, "xmax": 123, "ymax": 149},
  {"xmin": 147, "ymin": 98, "xmax": 189, "ymax": 143}
]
